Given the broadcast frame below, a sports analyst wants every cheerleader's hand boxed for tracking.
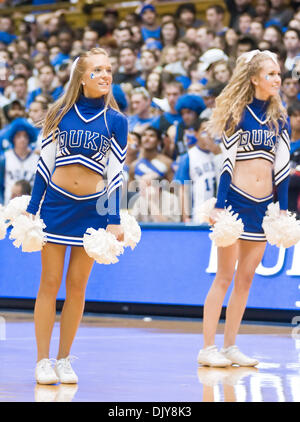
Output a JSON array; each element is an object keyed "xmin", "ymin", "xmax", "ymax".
[
  {"xmin": 280, "ymin": 209, "xmax": 287, "ymax": 216},
  {"xmin": 21, "ymin": 210, "xmax": 34, "ymax": 218},
  {"xmin": 106, "ymin": 224, "xmax": 124, "ymax": 242},
  {"xmin": 209, "ymin": 208, "xmax": 224, "ymax": 225}
]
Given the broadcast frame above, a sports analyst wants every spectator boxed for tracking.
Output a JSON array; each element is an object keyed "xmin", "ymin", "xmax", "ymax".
[
  {"xmin": 124, "ymin": 131, "xmax": 141, "ymax": 183},
  {"xmin": 164, "ymin": 37, "xmax": 197, "ymax": 77},
  {"xmin": 139, "ymin": 4, "xmax": 161, "ymax": 42},
  {"xmin": 138, "ymin": 49, "xmax": 160, "ymax": 87},
  {"xmin": 25, "ymin": 63, "xmax": 64, "ymax": 109},
  {"xmin": 113, "ymin": 45, "xmax": 142, "ymax": 88},
  {"xmin": 102, "ymin": 8, "xmax": 119, "ymax": 36},
  {"xmin": 145, "ymin": 71, "xmax": 163, "ymax": 100},
  {"xmin": 268, "ymin": 0, "xmax": 294, "ymax": 27},
  {"xmin": 0, "ymin": 117, "xmax": 39, "ymax": 204},
  {"xmin": 225, "ymin": 0, "xmax": 256, "ymax": 31},
  {"xmin": 281, "ymin": 71, "xmax": 300, "ymax": 107},
  {"xmin": 12, "ymin": 58, "xmax": 37, "ymax": 94},
  {"xmin": 151, "ymin": 81, "xmax": 183, "ymax": 130},
  {"xmin": 199, "ymin": 82, "xmax": 227, "ymax": 120},
  {"xmin": 254, "ymin": 0, "xmax": 271, "ymax": 24},
  {"xmin": 160, "ymin": 19, "xmax": 180, "ymax": 47},
  {"xmin": 249, "ymin": 19, "xmax": 265, "ymax": 42},
  {"xmin": 195, "ymin": 26, "xmax": 216, "ymax": 55},
  {"xmin": 54, "ymin": 28, "xmax": 74, "ymax": 63},
  {"xmin": 81, "ymin": 29, "xmax": 99, "ymax": 51},
  {"xmin": 113, "ymin": 26, "xmax": 133, "ymax": 48},
  {"xmin": 159, "ymin": 45, "xmax": 178, "ymax": 68},
  {"xmin": 10, "ymin": 178, "xmax": 32, "ymax": 199},
  {"xmin": 175, "ymin": 3, "xmax": 203, "ymax": 36},
  {"xmin": 224, "ymin": 28, "xmax": 239, "ymax": 57},
  {"xmin": 283, "ymin": 28, "xmax": 300, "ymax": 70},
  {"xmin": 174, "ymin": 119, "xmax": 220, "ymax": 222},
  {"xmin": 56, "ymin": 62, "xmax": 71, "ymax": 90},
  {"xmin": 210, "ymin": 60, "xmax": 233, "ymax": 85},
  {"xmin": 128, "ymin": 126, "xmax": 174, "ymax": 184},
  {"xmin": 197, "ymin": 48, "xmax": 229, "ymax": 85},
  {"xmin": 128, "ymin": 87, "xmax": 156, "ymax": 134},
  {"xmin": 205, "ymin": 4, "xmax": 228, "ymax": 36},
  {"xmin": 2, "ymin": 100, "xmax": 25, "ymax": 126},
  {"xmin": 263, "ymin": 24, "xmax": 283, "ymax": 47},
  {"xmin": 171, "ymin": 93, "xmax": 206, "ymax": 159},
  {"xmin": 237, "ymin": 12, "xmax": 253, "ymax": 35},
  {"xmin": 8, "ymin": 74, "xmax": 28, "ymax": 106},
  {"xmin": 28, "ymin": 100, "xmax": 48, "ymax": 128},
  {"xmin": 235, "ymin": 35, "xmax": 258, "ymax": 56}
]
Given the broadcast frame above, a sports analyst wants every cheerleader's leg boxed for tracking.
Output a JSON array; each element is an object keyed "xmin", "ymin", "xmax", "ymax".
[
  {"xmin": 202, "ymin": 241, "xmax": 238, "ymax": 348},
  {"xmin": 56, "ymin": 246, "xmax": 95, "ymax": 360},
  {"xmin": 223, "ymin": 239, "xmax": 267, "ymax": 348},
  {"xmin": 35, "ymin": 243, "xmax": 67, "ymax": 362}
]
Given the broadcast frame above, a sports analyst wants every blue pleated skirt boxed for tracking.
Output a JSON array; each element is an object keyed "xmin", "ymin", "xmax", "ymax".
[
  {"xmin": 40, "ymin": 180, "xmax": 108, "ymax": 246},
  {"xmin": 226, "ymin": 183, "xmax": 273, "ymax": 242}
]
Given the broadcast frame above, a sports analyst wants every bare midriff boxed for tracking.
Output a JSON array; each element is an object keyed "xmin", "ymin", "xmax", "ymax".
[
  {"xmin": 52, "ymin": 164, "xmax": 105, "ymax": 196},
  {"xmin": 232, "ymin": 158, "xmax": 273, "ymax": 198}
]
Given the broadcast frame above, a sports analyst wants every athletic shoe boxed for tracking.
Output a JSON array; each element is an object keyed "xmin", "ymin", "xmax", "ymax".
[
  {"xmin": 55, "ymin": 356, "xmax": 78, "ymax": 384},
  {"xmin": 197, "ymin": 345, "xmax": 232, "ymax": 367},
  {"xmin": 35, "ymin": 358, "xmax": 59, "ymax": 385},
  {"xmin": 220, "ymin": 345, "xmax": 259, "ymax": 367}
]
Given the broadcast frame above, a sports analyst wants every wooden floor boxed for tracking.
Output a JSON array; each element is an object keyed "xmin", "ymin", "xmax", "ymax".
[{"xmin": 0, "ymin": 311, "xmax": 299, "ymax": 403}]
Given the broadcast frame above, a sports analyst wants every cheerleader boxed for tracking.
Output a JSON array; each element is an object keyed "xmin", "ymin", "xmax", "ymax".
[
  {"xmin": 25, "ymin": 48, "xmax": 128, "ymax": 384},
  {"xmin": 197, "ymin": 50, "xmax": 290, "ymax": 367}
]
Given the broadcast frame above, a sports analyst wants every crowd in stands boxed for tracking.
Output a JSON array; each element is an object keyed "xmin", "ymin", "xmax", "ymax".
[{"xmin": 1, "ymin": 0, "xmax": 300, "ymax": 222}]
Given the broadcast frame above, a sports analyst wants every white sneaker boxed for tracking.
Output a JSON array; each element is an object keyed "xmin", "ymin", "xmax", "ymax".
[
  {"xmin": 55, "ymin": 356, "xmax": 78, "ymax": 384},
  {"xmin": 35, "ymin": 358, "xmax": 59, "ymax": 385},
  {"xmin": 197, "ymin": 345, "xmax": 232, "ymax": 367},
  {"xmin": 220, "ymin": 345, "xmax": 259, "ymax": 367}
]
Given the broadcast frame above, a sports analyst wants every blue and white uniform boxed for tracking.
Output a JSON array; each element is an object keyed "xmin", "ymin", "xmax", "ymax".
[
  {"xmin": 216, "ymin": 97, "xmax": 290, "ymax": 241},
  {"xmin": 26, "ymin": 95, "xmax": 128, "ymax": 246}
]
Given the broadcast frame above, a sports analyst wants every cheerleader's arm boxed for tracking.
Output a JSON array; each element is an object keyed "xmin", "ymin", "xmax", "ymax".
[
  {"xmin": 274, "ymin": 127, "xmax": 290, "ymax": 211},
  {"xmin": 106, "ymin": 112, "xmax": 128, "ymax": 225},
  {"xmin": 215, "ymin": 129, "xmax": 241, "ymax": 209},
  {"xmin": 26, "ymin": 130, "xmax": 59, "ymax": 215}
]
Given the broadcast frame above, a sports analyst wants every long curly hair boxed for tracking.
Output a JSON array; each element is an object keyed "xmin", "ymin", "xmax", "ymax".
[
  {"xmin": 208, "ymin": 51, "xmax": 287, "ymax": 137},
  {"xmin": 43, "ymin": 48, "xmax": 120, "ymax": 139}
]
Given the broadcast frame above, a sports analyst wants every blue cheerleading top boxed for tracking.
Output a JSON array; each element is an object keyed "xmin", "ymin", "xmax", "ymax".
[
  {"xmin": 216, "ymin": 97, "xmax": 290, "ymax": 210},
  {"xmin": 27, "ymin": 94, "xmax": 128, "ymax": 224}
]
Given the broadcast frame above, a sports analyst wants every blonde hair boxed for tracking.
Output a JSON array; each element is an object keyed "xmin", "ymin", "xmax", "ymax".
[
  {"xmin": 43, "ymin": 47, "xmax": 120, "ymax": 139},
  {"xmin": 208, "ymin": 51, "xmax": 287, "ymax": 137}
]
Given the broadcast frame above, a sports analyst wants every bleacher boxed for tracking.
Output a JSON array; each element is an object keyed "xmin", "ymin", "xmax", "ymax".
[{"xmin": 1, "ymin": 0, "xmax": 228, "ymax": 33}]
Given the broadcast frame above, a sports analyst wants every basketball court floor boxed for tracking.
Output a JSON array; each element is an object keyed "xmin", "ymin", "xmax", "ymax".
[{"xmin": 0, "ymin": 311, "xmax": 299, "ymax": 402}]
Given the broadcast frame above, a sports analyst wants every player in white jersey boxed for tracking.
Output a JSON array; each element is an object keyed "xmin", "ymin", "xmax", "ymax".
[{"xmin": 174, "ymin": 119, "xmax": 222, "ymax": 222}]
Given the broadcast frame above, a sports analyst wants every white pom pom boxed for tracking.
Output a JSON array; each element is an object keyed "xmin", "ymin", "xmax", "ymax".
[
  {"xmin": 209, "ymin": 206, "xmax": 244, "ymax": 247},
  {"xmin": 262, "ymin": 202, "xmax": 300, "ymax": 248},
  {"xmin": 9, "ymin": 214, "xmax": 46, "ymax": 252},
  {"xmin": 195, "ymin": 197, "xmax": 217, "ymax": 223},
  {"xmin": 0, "ymin": 205, "xmax": 8, "ymax": 240},
  {"xmin": 120, "ymin": 210, "xmax": 141, "ymax": 250},
  {"xmin": 83, "ymin": 227, "xmax": 124, "ymax": 264},
  {"xmin": 4, "ymin": 195, "xmax": 31, "ymax": 223}
]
